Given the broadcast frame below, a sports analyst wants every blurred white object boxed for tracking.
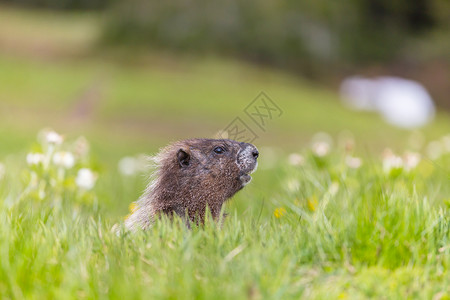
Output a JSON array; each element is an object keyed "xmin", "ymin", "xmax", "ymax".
[
  {"xmin": 311, "ymin": 141, "xmax": 330, "ymax": 157},
  {"xmin": 26, "ymin": 153, "xmax": 45, "ymax": 165},
  {"xmin": 118, "ymin": 154, "xmax": 149, "ymax": 176},
  {"xmin": 288, "ymin": 153, "xmax": 305, "ymax": 166},
  {"xmin": 382, "ymin": 148, "xmax": 403, "ymax": 173},
  {"xmin": 311, "ymin": 132, "xmax": 332, "ymax": 157},
  {"xmin": 76, "ymin": 168, "xmax": 97, "ymax": 190},
  {"xmin": 118, "ymin": 156, "xmax": 138, "ymax": 176},
  {"xmin": 340, "ymin": 77, "xmax": 377, "ymax": 110},
  {"xmin": 285, "ymin": 178, "xmax": 300, "ymax": 192},
  {"xmin": 403, "ymin": 151, "xmax": 421, "ymax": 171},
  {"xmin": 45, "ymin": 130, "xmax": 64, "ymax": 145},
  {"xmin": 345, "ymin": 155, "xmax": 362, "ymax": 169},
  {"xmin": 340, "ymin": 76, "xmax": 435, "ymax": 129},
  {"xmin": 383, "ymin": 155, "xmax": 403, "ymax": 173},
  {"xmin": 53, "ymin": 151, "xmax": 75, "ymax": 169}
]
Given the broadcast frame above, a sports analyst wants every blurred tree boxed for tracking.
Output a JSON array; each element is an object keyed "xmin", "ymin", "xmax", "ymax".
[
  {"xmin": 102, "ymin": 0, "xmax": 446, "ymax": 72},
  {"xmin": 0, "ymin": 0, "xmax": 111, "ymax": 10}
]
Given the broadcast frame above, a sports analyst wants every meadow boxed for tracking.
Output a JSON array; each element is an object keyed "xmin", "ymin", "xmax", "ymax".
[{"xmin": 0, "ymin": 6, "xmax": 449, "ymax": 299}]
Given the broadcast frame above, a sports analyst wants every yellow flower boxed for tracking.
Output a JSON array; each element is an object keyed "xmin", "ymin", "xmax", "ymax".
[
  {"xmin": 124, "ymin": 202, "xmax": 139, "ymax": 220},
  {"xmin": 129, "ymin": 202, "xmax": 138, "ymax": 213},
  {"xmin": 307, "ymin": 195, "xmax": 318, "ymax": 212},
  {"xmin": 274, "ymin": 207, "xmax": 286, "ymax": 218}
]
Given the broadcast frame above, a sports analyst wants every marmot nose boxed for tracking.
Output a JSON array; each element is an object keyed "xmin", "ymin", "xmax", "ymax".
[{"xmin": 252, "ymin": 150, "xmax": 259, "ymax": 159}]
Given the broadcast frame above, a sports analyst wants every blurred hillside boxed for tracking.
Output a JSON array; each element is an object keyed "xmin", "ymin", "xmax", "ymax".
[
  {"xmin": 1, "ymin": 0, "xmax": 449, "ymax": 108},
  {"xmin": 0, "ymin": 4, "xmax": 449, "ymax": 163}
]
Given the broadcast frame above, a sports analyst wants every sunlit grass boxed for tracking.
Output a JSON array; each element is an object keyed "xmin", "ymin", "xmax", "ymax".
[{"xmin": 0, "ymin": 131, "xmax": 448, "ymax": 299}]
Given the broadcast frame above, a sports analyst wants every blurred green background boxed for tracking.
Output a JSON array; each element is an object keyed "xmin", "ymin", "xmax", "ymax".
[
  {"xmin": 1, "ymin": 4, "xmax": 449, "ymax": 298},
  {"xmin": 0, "ymin": 1, "xmax": 449, "ymax": 214}
]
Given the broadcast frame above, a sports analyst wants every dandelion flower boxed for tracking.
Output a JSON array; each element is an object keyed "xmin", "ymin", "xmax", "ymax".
[
  {"xmin": 288, "ymin": 153, "xmax": 304, "ymax": 166},
  {"xmin": 53, "ymin": 151, "xmax": 75, "ymax": 169},
  {"xmin": 26, "ymin": 153, "xmax": 45, "ymax": 165},
  {"xmin": 76, "ymin": 168, "xmax": 97, "ymax": 190},
  {"xmin": 345, "ymin": 155, "xmax": 362, "ymax": 169},
  {"xmin": 307, "ymin": 196, "xmax": 318, "ymax": 212},
  {"xmin": 274, "ymin": 207, "xmax": 286, "ymax": 218}
]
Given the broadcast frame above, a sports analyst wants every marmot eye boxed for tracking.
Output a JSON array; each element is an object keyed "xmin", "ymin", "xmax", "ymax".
[{"xmin": 213, "ymin": 146, "xmax": 225, "ymax": 154}]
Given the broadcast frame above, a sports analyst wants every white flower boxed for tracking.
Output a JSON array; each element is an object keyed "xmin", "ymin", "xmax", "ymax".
[
  {"xmin": 76, "ymin": 168, "xmax": 97, "ymax": 190},
  {"xmin": 26, "ymin": 153, "xmax": 45, "ymax": 165},
  {"xmin": 285, "ymin": 178, "xmax": 300, "ymax": 192},
  {"xmin": 312, "ymin": 142, "xmax": 330, "ymax": 157},
  {"xmin": 311, "ymin": 132, "xmax": 333, "ymax": 157},
  {"xmin": 118, "ymin": 156, "xmax": 138, "ymax": 176},
  {"xmin": 0, "ymin": 163, "xmax": 5, "ymax": 180},
  {"xmin": 382, "ymin": 148, "xmax": 403, "ymax": 173},
  {"xmin": 426, "ymin": 141, "xmax": 443, "ymax": 160},
  {"xmin": 328, "ymin": 182, "xmax": 339, "ymax": 196},
  {"xmin": 53, "ymin": 151, "xmax": 75, "ymax": 169},
  {"xmin": 45, "ymin": 130, "xmax": 63, "ymax": 145},
  {"xmin": 403, "ymin": 151, "xmax": 421, "ymax": 171},
  {"xmin": 311, "ymin": 131, "xmax": 332, "ymax": 157},
  {"xmin": 288, "ymin": 153, "xmax": 305, "ymax": 166},
  {"xmin": 382, "ymin": 154, "xmax": 403, "ymax": 173},
  {"xmin": 345, "ymin": 156, "xmax": 362, "ymax": 169}
]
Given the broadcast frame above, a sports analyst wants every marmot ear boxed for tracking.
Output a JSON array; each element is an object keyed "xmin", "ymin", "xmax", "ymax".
[{"xmin": 177, "ymin": 149, "xmax": 190, "ymax": 167}]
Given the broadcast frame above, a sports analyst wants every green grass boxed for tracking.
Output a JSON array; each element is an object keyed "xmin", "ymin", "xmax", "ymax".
[
  {"xmin": 0, "ymin": 6, "xmax": 449, "ymax": 299},
  {"xmin": 0, "ymin": 133, "xmax": 449, "ymax": 299}
]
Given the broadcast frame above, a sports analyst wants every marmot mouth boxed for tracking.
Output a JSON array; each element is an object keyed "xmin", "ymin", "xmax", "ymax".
[
  {"xmin": 239, "ymin": 162, "xmax": 257, "ymax": 186},
  {"xmin": 239, "ymin": 174, "xmax": 252, "ymax": 186}
]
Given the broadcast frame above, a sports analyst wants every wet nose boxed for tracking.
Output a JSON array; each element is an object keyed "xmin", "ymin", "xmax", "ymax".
[{"xmin": 252, "ymin": 149, "xmax": 259, "ymax": 159}]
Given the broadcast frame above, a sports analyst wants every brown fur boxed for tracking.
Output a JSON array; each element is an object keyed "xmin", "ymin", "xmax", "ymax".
[{"xmin": 124, "ymin": 138, "xmax": 258, "ymax": 231}]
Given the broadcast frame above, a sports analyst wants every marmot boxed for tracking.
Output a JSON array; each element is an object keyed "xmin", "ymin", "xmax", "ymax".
[{"xmin": 124, "ymin": 138, "xmax": 259, "ymax": 231}]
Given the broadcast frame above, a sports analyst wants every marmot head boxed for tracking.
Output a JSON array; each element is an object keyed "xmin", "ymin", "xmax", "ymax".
[{"xmin": 155, "ymin": 139, "xmax": 259, "ymax": 204}]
